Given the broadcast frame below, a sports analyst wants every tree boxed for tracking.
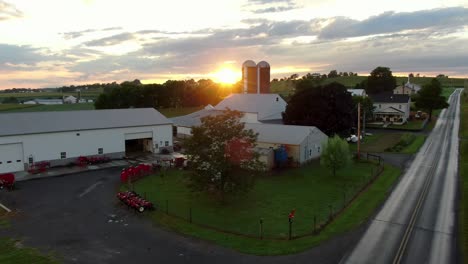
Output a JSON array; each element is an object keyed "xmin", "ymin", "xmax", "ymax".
[
  {"xmin": 352, "ymin": 96, "xmax": 374, "ymax": 122},
  {"xmin": 366, "ymin": 66, "xmax": 396, "ymax": 94},
  {"xmin": 415, "ymin": 78, "xmax": 449, "ymax": 121},
  {"xmin": 185, "ymin": 110, "xmax": 262, "ymax": 202},
  {"xmin": 283, "ymin": 82, "xmax": 354, "ymax": 136},
  {"xmin": 320, "ymin": 135, "xmax": 351, "ymax": 177},
  {"xmin": 328, "ymin": 70, "xmax": 338, "ymax": 78},
  {"xmin": 409, "ymin": 73, "xmax": 414, "ymax": 78},
  {"xmin": 2, "ymin": 97, "xmax": 18, "ymax": 104}
]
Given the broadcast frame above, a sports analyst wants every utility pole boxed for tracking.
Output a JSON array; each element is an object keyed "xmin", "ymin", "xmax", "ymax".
[{"xmin": 357, "ymin": 102, "xmax": 361, "ymax": 160}]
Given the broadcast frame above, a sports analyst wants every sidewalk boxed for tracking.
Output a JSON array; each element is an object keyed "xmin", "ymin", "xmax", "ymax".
[{"xmin": 14, "ymin": 160, "xmax": 130, "ymax": 182}]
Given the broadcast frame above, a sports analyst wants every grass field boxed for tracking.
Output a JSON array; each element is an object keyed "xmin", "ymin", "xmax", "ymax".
[
  {"xmin": 387, "ymin": 120, "xmax": 426, "ymax": 130},
  {"xmin": 459, "ymin": 91, "xmax": 468, "ymax": 264},
  {"xmin": 0, "ymin": 103, "xmax": 95, "ymax": 112},
  {"xmin": 158, "ymin": 106, "xmax": 203, "ymax": 117},
  {"xmin": 129, "ymin": 163, "xmax": 401, "ymax": 255},
  {"xmin": 0, "ymin": 104, "xmax": 38, "ymax": 112},
  {"xmin": 349, "ymin": 133, "xmax": 426, "ymax": 154}
]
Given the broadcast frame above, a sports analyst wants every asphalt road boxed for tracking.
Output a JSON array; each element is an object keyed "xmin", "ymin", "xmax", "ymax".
[
  {"xmin": 0, "ymin": 168, "xmax": 363, "ymax": 264},
  {"xmin": 342, "ymin": 89, "xmax": 462, "ymax": 264}
]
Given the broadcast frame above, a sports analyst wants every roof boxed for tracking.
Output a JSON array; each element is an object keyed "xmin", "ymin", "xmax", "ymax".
[
  {"xmin": 374, "ymin": 106, "xmax": 405, "ymax": 114},
  {"xmin": 214, "ymin": 93, "xmax": 287, "ymax": 121},
  {"xmin": 245, "ymin": 123, "xmax": 327, "ymax": 145},
  {"xmin": 170, "ymin": 108, "xmax": 225, "ymax": 127},
  {"xmin": 370, "ymin": 93, "xmax": 410, "ymax": 103},
  {"xmin": 0, "ymin": 108, "xmax": 172, "ymax": 137},
  {"xmin": 347, "ymin": 89, "xmax": 366, "ymax": 96}
]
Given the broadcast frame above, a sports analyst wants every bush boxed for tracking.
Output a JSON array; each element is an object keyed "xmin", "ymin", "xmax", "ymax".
[{"xmin": 385, "ymin": 134, "xmax": 416, "ymax": 152}]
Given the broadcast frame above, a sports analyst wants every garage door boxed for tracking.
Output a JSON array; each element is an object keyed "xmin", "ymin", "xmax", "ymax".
[
  {"xmin": 124, "ymin": 132, "xmax": 153, "ymax": 140},
  {"xmin": 0, "ymin": 143, "xmax": 24, "ymax": 173}
]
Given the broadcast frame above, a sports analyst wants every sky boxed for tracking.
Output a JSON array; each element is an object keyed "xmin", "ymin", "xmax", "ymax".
[{"xmin": 0, "ymin": 0, "xmax": 467, "ymax": 89}]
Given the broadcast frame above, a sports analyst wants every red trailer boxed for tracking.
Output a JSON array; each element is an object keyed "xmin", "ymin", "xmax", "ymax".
[{"xmin": 0, "ymin": 173, "xmax": 15, "ymax": 190}]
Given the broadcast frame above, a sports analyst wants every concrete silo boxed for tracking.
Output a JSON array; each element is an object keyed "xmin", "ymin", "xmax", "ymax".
[
  {"xmin": 257, "ymin": 61, "xmax": 270, "ymax": 94},
  {"xmin": 242, "ymin": 60, "xmax": 257, "ymax": 94}
]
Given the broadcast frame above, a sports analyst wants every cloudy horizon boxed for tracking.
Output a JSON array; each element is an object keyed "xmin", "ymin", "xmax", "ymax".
[{"xmin": 0, "ymin": 0, "xmax": 467, "ymax": 89}]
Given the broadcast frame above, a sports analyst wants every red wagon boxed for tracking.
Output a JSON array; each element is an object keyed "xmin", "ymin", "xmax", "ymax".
[{"xmin": 0, "ymin": 173, "xmax": 15, "ymax": 190}]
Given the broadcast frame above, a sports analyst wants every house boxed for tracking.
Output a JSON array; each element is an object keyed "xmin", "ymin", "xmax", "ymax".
[
  {"xmin": 63, "ymin": 95, "xmax": 77, "ymax": 104},
  {"xmin": 245, "ymin": 123, "xmax": 328, "ymax": 166},
  {"xmin": 369, "ymin": 93, "xmax": 411, "ymax": 124},
  {"xmin": 23, "ymin": 100, "xmax": 37, "ymax": 105},
  {"xmin": 347, "ymin": 89, "xmax": 366, "ymax": 97},
  {"xmin": 0, "ymin": 108, "xmax": 173, "ymax": 173},
  {"xmin": 394, "ymin": 77, "xmax": 421, "ymax": 95},
  {"xmin": 214, "ymin": 93, "xmax": 287, "ymax": 123}
]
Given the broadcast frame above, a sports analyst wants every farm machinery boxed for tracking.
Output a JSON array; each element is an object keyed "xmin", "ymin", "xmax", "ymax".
[
  {"xmin": 116, "ymin": 191, "xmax": 154, "ymax": 213},
  {"xmin": 0, "ymin": 173, "xmax": 15, "ymax": 190}
]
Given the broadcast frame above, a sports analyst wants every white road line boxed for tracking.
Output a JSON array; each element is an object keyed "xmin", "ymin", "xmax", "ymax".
[
  {"xmin": 78, "ymin": 181, "xmax": 103, "ymax": 198},
  {"xmin": 0, "ymin": 202, "xmax": 12, "ymax": 213}
]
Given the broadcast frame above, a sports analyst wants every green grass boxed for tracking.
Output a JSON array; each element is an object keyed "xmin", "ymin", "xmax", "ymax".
[
  {"xmin": 158, "ymin": 106, "xmax": 203, "ymax": 117},
  {"xmin": 0, "ymin": 239, "xmax": 58, "ymax": 264},
  {"xmin": 459, "ymin": 91, "xmax": 468, "ymax": 264},
  {"xmin": 387, "ymin": 120, "xmax": 426, "ymax": 130},
  {"xmin": 271, "ymin": 80, "xmax": 297, "ymax": 96},
  {"xmin": 349, "ymin": 133, "xmax": 426, "ymax": 154},
  {"xmin": 130, "ymin": 164, "xmax": 401, "ymax": 255},
  {"xmin": 1, "ymin": 103, "xmax": 95, "ymax": 112},
  {"xmin": 0, "ymin": 104, "xmax": 38, "ymax": 112}
]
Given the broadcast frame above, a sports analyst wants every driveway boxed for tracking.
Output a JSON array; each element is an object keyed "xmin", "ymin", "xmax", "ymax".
[{"xmin": 0, "ymin": 168, "xmax": 363, "ymax": 264}]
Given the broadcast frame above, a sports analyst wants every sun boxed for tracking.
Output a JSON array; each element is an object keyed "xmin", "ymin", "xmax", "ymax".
[{"xmin": 213, "ymin": 68, "xmax": 239, "ymax": 84}]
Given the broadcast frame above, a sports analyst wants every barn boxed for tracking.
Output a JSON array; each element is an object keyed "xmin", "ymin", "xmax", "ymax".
[{"xmin": 0, "ymin": 108, "xmax": 173, "ymax": 173}]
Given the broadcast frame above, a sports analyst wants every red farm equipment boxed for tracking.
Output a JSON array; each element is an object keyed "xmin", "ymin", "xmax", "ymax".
[
  {"xmin": 27, "ymin": 161, "xmax": 50, "ymax": 174},
  {"xmin": 116, "ymin": 191, "xmax": 154, "ymax": 212},
  {"xmin": 0, "ymin": 173, "xmax": 15, "ymax": 190},
  {"xmin": 120, "ymin": 163, "xmax": 153, "ymax": 183}
]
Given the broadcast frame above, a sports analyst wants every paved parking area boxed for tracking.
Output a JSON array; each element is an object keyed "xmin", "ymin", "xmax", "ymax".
[{"xmin": 0, "ymin": 168, "xmax": 361, "ymax": 264}]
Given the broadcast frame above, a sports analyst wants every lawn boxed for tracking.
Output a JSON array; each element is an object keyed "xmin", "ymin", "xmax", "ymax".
[
  {"xmin": 459, "ymin": 91, "xmax": 468, "ymax": 264},
  {"xmin": 127, "ymin": 162, "xmax": 401, "ymax": 255},
  {"xmin": 387, "ymin": 120, "xmax": 426, "ymax": 130},
  {"xmin": 0, "ymin": 104, "xmax": 38, "ymax": 112},
  {"xmin": 158, "ymin": 106, "xmax": 203, "ymax": 117},
  {"xmin": 349, "ymin": 133, "xmax": 426, "ymax": 154},
  {"xmin": 1, "ymin": 103, "xmax": 95, "ymax": 112}
]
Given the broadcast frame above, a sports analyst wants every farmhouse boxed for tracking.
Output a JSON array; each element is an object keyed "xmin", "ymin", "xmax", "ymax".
[
  {"xmin": 370, "ymin": 93, "xmax": 411, "ymax": 124},
  {"xmin": 0, "ymin": 108, "xmax": 173, "ymax": 173}
]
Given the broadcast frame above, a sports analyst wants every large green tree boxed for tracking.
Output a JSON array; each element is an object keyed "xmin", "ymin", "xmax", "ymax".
[
  {"xmin": 415, "ymin": 78, "xmax": 449, "ymax": 121},
  {"xmin": 282, "ymin": 82, "xmax": 354, "ymax": 136},
  {"xmin": 366, "ymin": 66, "xmax": 397, "ymax": 94},
  {"xmin": 320, "ymin": 135, "xmax": 352, "ymax": 177},
  {"xmin": 185, "ymin": 109, "xmax": 262, "ymax": 202}
]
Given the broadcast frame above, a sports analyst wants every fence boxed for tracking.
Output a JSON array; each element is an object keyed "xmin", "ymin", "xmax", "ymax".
[{"xmin": 127, "ymin": 161, "xmax": 385, "ymax": 241}]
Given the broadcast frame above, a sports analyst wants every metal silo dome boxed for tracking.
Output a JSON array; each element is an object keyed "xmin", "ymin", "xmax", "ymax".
[
  {"xmin": 242, "ymin": 60, "xmax": 256, "ymax": 67},
  {"xmin": 257, "ymin": 61, "xmax": 270, "ymax": 68}
]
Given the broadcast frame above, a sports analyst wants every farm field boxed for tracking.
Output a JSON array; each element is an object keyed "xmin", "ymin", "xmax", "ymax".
[
  {"xmin": 0, "ymin": 103, "xmax": 95, "ymax": 112},
  {"xmin": 129, "ymin": 161, "xmax": 401, "ymax": 255}
]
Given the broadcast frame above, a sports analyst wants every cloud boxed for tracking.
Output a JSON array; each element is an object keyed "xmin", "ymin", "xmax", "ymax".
[
  {"xmin": 83, "ymin": 32, "xmax": 135, "ymax": 46},
  {"xmin": 0, "ymin": 1, "xmax": 22, "ymax": 21},
  {"xmin": 0, "ymin": 44, "xmax": 51, "ymax": 67},
  {"xmin": 61, "ymin": 27, "xmax": 123, "ymax": 39},
  {"xmin": 319, "ymin": 7, "xmax": 468, "ymax": 39},
  {"xmin": 245, "ymin": 0, "xmax": 299, "ymax": 13}
]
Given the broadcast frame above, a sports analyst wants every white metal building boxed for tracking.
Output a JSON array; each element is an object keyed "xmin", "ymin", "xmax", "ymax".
[{"xmin": 0, "ymin": 108, "xmax": 173, "ymax": 173}]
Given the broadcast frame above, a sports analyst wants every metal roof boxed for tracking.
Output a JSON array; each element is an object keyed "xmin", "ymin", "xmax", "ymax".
[
  {"xmin": 347, "ymin": 89, "xmax": 366, "ymax": 96},
  {"xmin": 214, "ymin": 93, "xmax": 287, "ymax": 121},
  {"xmin": 370, "ymin": 93, "xmax": 410, "ymax": 103},
  {"xmin": 0, "ymin": 108, "xmax": 172, "ymax": 137},
  {"xmin": 245, "ymin": 123, "xmax": 327, "ymax": 145},
  {"xmin": 170, "ymin": 108, "xmax": 225, "ymax": 127}
]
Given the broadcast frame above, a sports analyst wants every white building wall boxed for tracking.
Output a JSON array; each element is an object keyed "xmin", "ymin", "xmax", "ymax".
[
  {"xmin": 298, "ymin": 131, "xmax": 328, "ymax": 163},
  {"xmin": 0, "ymin": 124, "xmax": 172, "ymax": 171},
  {"xmin": 373, "ymin": 102, "xmax": 410, "ymax": 119},
  {"xmin": 240, "ymin": 113, "xmax": 260, "ymax": 123}
]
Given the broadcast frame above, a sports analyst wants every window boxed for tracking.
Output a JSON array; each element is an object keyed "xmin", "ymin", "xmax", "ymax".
[
  {"xmin": 309, "ymin": 149, "xmax": 312, "ymax": 156},
  {"xmin": 317, "ymin": 146, "xmax": 321, "ymax": 152},
  {"xmin": 98, "ymin": 148, "xmax": 103, "ymax": 154},
  {"xmin": 76, "ymin": 133, "xmax": 80, "ymax": 136},
  {"xmin": 165, "ymin": 141, "xmax": 169, "ymax": 147},
  {"xmin": 16, "ymin": 160, "xmax": 21, "ymax": 162},
  {"xmin": 155, "ymin": 143, "xmax": 159, "ymax": 149},
  {"xmin": 0, "ymin": 162, "xmax": 2, "ymax": 164},
  {"xmin": 379, "ymin": 104, "xmax": 381, "ymax": 108},
  {"xmin": 28, "ymin": 156, "xmax": 34, "ymax": 164},
  {"xmin": 60, "ymin": 152, "xmax": 66, "ymax": 159},
  {"xmin": 7, "ymin": 161, "xmax": 12, "ymax": 163},
  {"xmin": 399, "ymin": 105, "xmax": 402, "ymax": 109}
]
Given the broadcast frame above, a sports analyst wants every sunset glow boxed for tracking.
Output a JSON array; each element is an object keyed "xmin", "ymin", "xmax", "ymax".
[{"xmin": 212, "ymin": 68, "xmax": 240, "ymax": 84}]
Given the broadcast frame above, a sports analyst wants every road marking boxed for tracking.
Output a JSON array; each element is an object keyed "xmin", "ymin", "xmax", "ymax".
[
  {"xmin": 78, "ymin": 181, "xmax": 103, "ymax": 198},
  {"xmin": 392, "ymin": 163, "xmax": 437, "ymax": 264},
  {"xmin": 0, "ymin": 202, "xmax": 12, "ymax": 213}
]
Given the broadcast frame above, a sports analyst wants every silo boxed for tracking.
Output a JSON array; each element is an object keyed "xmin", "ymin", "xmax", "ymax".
[
  {"xmin": 257, "ymin": 61, "xmax": 270, "ymax": 94},
  {"xmin": 242, "ymin": 60, "xmax": 257, "ymax": 94}
]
